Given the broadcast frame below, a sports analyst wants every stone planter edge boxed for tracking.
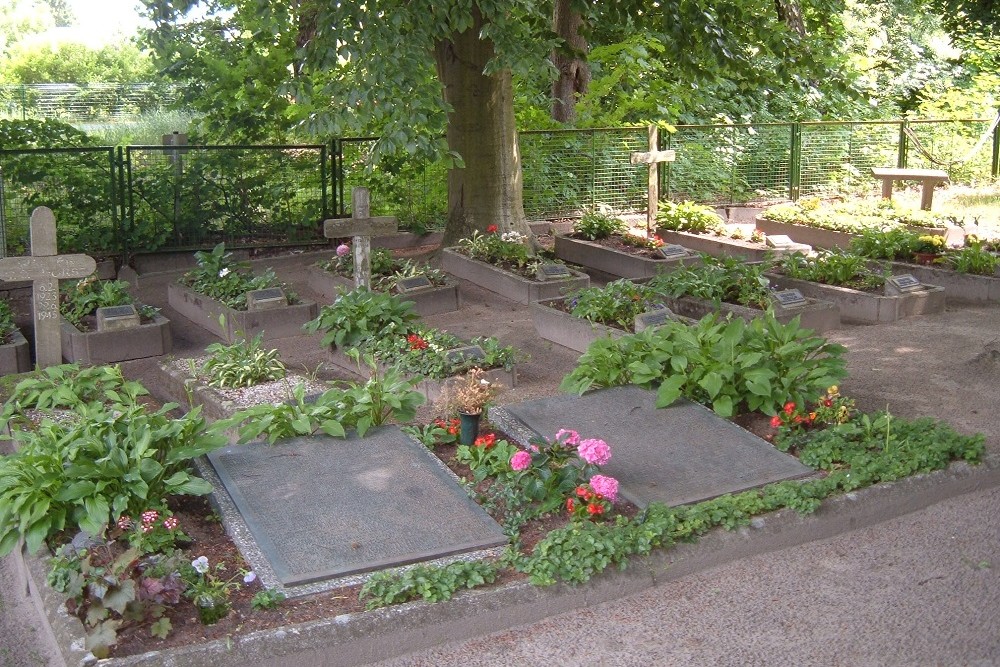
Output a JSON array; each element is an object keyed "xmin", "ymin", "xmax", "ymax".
[
  {"xmin": 441, "ymin": 247, "xmax": 589, "ymax": 305},
  {"xmin": 167, "ymin": 283, "xmax": 318, "ymax": 343}
]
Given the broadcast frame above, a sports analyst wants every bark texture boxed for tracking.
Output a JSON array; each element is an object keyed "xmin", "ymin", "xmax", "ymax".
[
  {"xmin": 774, "ymin": 0, "xmax": 807, "ymax": 38},
  {"xmin": 550, "ymin": 0, "xmax": 590, "ymax": 123},
  {"xmin": 434, "ymin": 8, "xmax": 530, "ymax": 246}
]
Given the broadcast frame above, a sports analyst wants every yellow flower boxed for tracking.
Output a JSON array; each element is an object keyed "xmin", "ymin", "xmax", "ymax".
[{"xmin": 827, "ymin": 385, "xmax": 839, "ymax": 396}]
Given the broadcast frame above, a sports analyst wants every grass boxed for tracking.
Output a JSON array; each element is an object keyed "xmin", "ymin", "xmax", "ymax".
[{"xmin": 892, "ymin": 183, "xmax": 1000, "ymax": 227}]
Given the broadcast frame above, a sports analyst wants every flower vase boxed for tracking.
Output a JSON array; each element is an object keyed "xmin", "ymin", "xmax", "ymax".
[
  {"xmin": 458, "ymin": 411, "xmax": 481, "ymax": 445},
  {"xmin": 195, "ymin": 595, "xmax": 230, "ymax": 625},
  {"xmin": 912, "ymin": 252, "xmax": 940, "ymax": 266}
]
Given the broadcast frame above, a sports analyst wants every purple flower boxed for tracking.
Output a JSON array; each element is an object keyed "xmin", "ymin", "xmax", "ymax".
[
  {"xmin": 555, "ymin": 429, "xmax": 580, "ymax": 446},
  {"xmin": 577, "ymin": 438, "xmax": 611, "ymax": 466},
  {"xmin": 510, "ymin": 451, "xmax": 532, "ymax": 471},
  {"xmin": 243, "ymin": 571, "xmax": 257, "ymax": 584},
  {"xmin": 589, "ymin": 474, "xmax": 619, "ymax": 502},
  {"xmin": 336, "ymin": 243, "xmax": 350, "ymax": 257},
  {"xmin": 191, "ymin": 556, "xmax": 209, "ymax": 574}
]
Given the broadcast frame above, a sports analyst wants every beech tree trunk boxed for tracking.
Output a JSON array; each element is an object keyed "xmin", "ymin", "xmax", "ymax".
[
  {"xmin": 551, "ymin": 0, "xmax": 590, "ymax": 123},
  {"xmin": 434, "ymin": 8, "xmax": 531, "ymax": 246},
  {"xmin": 774, "ymin": 0, "xmax": 807, "ymax": 38}
]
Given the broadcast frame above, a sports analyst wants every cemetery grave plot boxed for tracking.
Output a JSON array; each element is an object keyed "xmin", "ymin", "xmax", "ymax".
[{"xmin": 205, "ymin": 427, "xmax": 508, "ymax": 592}]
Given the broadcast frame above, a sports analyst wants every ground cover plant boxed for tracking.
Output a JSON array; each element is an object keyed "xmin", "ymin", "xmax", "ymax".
[
  {"xmin": 776, "ymin": 249, "xmax": 889, "ymax": 291},
  {"xmin": 316, "ymin": 244, "xmax": 450, "ymax": 291},
  {"xmin": 0, "ymin": 299, "xmax": 17, "ymax": 344},
  {"xmin": 762, "ymin": 198, "xmax": 949, "ymax": 232},
  {"xmin": 655, "ymin": 201, "xmax": 724, "ymax": 234},
  {"xmin": 178, "ymin": 243, "xmax": 296, "ymax": 310},
  {"xmin": 849, "ymin": 227, "xmax": 1000, "ymax": 275},
  {"xmin": 453, "ymin": 226, "xmax": 564, "ymax": 279},
  {"xmin": 567, "ymin": 207, "xmax": 668, "ymax": 255},
  {"xmin": 60, "ymin": 275, "xmax": 159, "ymax": 330},
  {"xmin": 647, "ymin": 255, "xmax": 774, "ymax": 309}
]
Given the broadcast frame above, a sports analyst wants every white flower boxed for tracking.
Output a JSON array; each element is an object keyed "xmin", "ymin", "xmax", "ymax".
[
  {"xmin": 218, "ymin": 268, "xmax": 230, "ymax": 278},
  {"xmin": 191, "ymin": 556, "xmax": 210, "ymax": 574},
  {"xmin": 500, "ymin": 231, "xmax": 526, "ymax": 244},
  {"xmin": 243, "ymin": 571, "xmax": 257, "ymax": 584}
]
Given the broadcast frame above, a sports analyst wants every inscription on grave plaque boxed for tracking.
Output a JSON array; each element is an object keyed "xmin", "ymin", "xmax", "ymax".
[
  {"xmin": 771, "ymin": 289, "xmax": 807, "ymax": 309},
  {"xmin": 536, "ymin": 263, "xmax": 572, "ymax": 281},
  {"xmin": 96, "ymin": 304, "xmax": 140, "ymax": 332},
  {"xmin": 658, "ymin": 244, "xmax": 688, "ymax": 260},
  {"xmin": 397, "ymin": 275, "xmax": 434, "ymax": 293},
  {"xmin": 887, "ymin": 274, "xmax": 922, "ymax": 293},
  {"xmin": 766, "ymin": 234, "xmax": 796, "ymax": 248},
  {"xmin": 445, "ymin": 345, "xmax": 486, "ymax": 364},
  {"xmin": 247, "ymin": 287, "xmax": 287, "ymax": 311},
  {"xmin": 634, "ymin": 307, "xmax": 675, "ymax": 332}
]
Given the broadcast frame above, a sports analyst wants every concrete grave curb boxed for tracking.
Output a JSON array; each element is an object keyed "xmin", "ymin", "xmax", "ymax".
[{"xmin": 17, "ymin": 453, "xmax": 999, "ymax": 667}]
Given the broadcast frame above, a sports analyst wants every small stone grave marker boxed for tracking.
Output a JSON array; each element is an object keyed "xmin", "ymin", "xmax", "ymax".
[
  {"xmin": 886, "ymin": 274, "xmax": 922, "ymax": 295},
  {"xmin": 396, "ymin": 275, "xmax": 434, "ymax": 293},
  {"xmin": 445, "ymin": 344, "xmax": 486, "ymax": 365},
  {"xmin": 771, "ymin": 289, "xmax": 808, "ymax": 309},
  {"xmin": 657, "ymin": 244, "xmax": 689, "ymax": 260},
  {"xmin": 536, "ymin": 263, "xmax": 572, "ymax": 281},
  {"xmin": 246, "ymin": 287, "xmax": 286, "ymax": 311},
  {"xmin": 634, "ymin": 306, "xmax": 676, "ymax": 332},
  {"xmin": 766, "ymin": 234, "xmax": 796, "ymax": 248},
  {"xmin": 630, "ymin": 126, "xmax": 677, "ymax": 229},
  {"xmin": 96, "ymin": 304, "xmax": 140, "ymax": 332},
  {"xmin": 0, "ymin": 207, "xmax": 96, "ymax": 367},
  {"xmin": 323, "ymin": 188, "xmax": 398, "ymax": 288}
]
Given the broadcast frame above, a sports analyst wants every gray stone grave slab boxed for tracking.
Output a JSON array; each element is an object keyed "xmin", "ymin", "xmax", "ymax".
[
  {"xmin": 445, "ymin": 344, "xmax": 486, "ymax": 364},
  {"xmin": 634, "ymin": 306, "xmax": 676, "ymax": 332},
  {"xmin": 886, "ymin": 274, "xmax": 922, "ymax": 295},
  {"xmin": 246, "ymin": 287, "xmax": 286, "ymax": 311},
  {"xmin": 396, "ymin": 275, "xmax": 434, "ymax": 293},
  {"xmin": 536, "ymin": 263, "xmax": 572, "ymax": 281},
  {"xmin": 96, "ymin": 304, "xmax": 140, "ymax": 331},
  {"xmin": 771, "ymin": 288, "xmax": 807, "ymax": 309},
  {"xmin": 207, "ymin": 427, "xmax": 507, "ymax": 587},
  {"xmin": 491, "ymin": 386, "xmax": 812, "ymax": 508},
  {"xmin": 658, "ymin": 244, "xmax": 689, "ymax": 260}
]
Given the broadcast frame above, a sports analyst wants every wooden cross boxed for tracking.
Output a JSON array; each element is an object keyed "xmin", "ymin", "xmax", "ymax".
[
  {"xmin": 630, "ymin": 125, "xmax": 676, "ymax": 230},
  {"xmin": 323, "ymin": 187, "xmax": 397, "ymax": 289},
  {"xmin": 0, "ymin": 207, "xmax": 96, "ymax": 368}
]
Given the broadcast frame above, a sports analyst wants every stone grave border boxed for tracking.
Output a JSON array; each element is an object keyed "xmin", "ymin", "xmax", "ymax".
[
  {"xmin": 305, "ymin": 265, "xmax": 461, "ymax": 316},
  {"xmin": 658, "ymin": 293, "xmax": 842, "ymax": 334},
  {"xmin": 529, "ymin": 297, "xmax": 628, "ymax": 353},
  {"xmin": 60, "ymin": 313, "xmax": 173, "ymax": 364},
  {"xmin": 765, "ymin": 273, "xmax": 945, "ymax": 324},
  {"xmin": 167, "ymin": 283, "xmax": 318, "ymax": 343},
  {"xmin": 441, "ymin": 247, "xmax": 589, "ymax": 305},
  {"xmin": 656, "ymin": 229, "xmax": 775, "ymax": 262},
  {"xmin": 552, "ymin": 234, "xmax": 699, "ymax": 280},
  {"xmin": 0, "ymin": 327, "xmax": 31, "ymax": 375},
  {"xmin": 880, "ymin": 261, "xmax": 1000, "ymax": 303},
  {"xmin": 755, "ymin": 217, "xmax": 945, "ymax": 250},
  {"xmin": 15, "ymin": 451, "xmax": 998, "ymax": 667}
]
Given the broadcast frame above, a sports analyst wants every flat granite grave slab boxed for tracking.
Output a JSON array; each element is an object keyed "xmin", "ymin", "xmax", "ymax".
[
  {"xmin": 207, "ymin": 427, "xmax": 507, "ymax": 589},
  {"xmin": 490, "ymin": 386, "xmax": 813, "ymax": 508}
]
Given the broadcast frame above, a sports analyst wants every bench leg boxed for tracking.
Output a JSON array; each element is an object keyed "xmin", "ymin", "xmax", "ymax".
[
  {"xmin": 920, "ymin": 182, "xmax": 934, "ymax": 210},
  {"xmin": 881, "ymin": 180, "xmax": 893, "ymax": 200}
]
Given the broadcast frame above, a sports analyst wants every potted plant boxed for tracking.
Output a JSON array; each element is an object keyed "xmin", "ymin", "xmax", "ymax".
[
  {"xmin": 439, "ymin": 367, "xmax": 503, "ymax": 445},
  {"xmin": 910, "ymin": 234, "xmax": 947, "ymax": 265}
]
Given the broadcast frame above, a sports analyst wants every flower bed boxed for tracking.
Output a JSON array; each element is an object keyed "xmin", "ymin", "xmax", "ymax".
[
  {"xmin": 530, "ymin": 298, "xmax": 628, "ymax": 353},
  {"xmin": 60, "ymin": 313, "xmax": 172, "ymax": 364},
  {"xmin": 168, "ymin": 283, "xmax": 318, "ymax": 343},
  {"xmin": 766, "ymin": 273, "xmax": 944, "ymax": 324},
  {"xmin": 655, "ymin": 229, "xmax": 774, "ymax": 261},
  {"xmin": 442, "ymin": 247, "xmax": 589, "ymax": 304},
  {"xmin": 0, "ymin": 327, "xmax": 31, "ymax": 375},
  {"xmin": 553, "ymin": 234, "xmax": 698, "ymax": 279}
]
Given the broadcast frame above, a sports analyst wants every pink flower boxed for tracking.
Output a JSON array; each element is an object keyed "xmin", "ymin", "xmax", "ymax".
[
  {"xmin": 141, "ymin": 510, "xmax": 159, "ymax": 525},
  {"xmin": 117, "ymin": 516, "xmax": 132, "ymax": 531},
  {"xmin": 589, "ymin": 474, "xmax": 619, "ymax": 502},
  {"xmin": 163, "ymin": 516, "xmax": 179, "ymax": 530},
  {"xmin": 336, "ymin": 243, "xmax": 350, "ymax": 257},
  {"xmin": 577, "ymin": 438, "xmax": 612, "ymax": 466},
  {"xmin": 510, "ymin": 451, "xmax": 532, "ymax": 471},
  {"xmin": 555, "ymin": 429, "xmax": 580, "ymax": 446}
]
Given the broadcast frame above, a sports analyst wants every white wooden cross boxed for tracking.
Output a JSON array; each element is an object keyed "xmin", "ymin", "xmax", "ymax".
[
  {"xmin": 630, "ymin": 125, "xmax": 676, "ymax": 230},
  {"xmin": 323, "ymin": 187, "xmax": 397, "ymax": 289},
  {"xmin": 0, "ymin": 207, "xmax": 96, "ymax": 368}
]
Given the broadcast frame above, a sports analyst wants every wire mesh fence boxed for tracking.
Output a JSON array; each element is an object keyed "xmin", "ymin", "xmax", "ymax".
[{"xmin": 0, "ymin": 83, "xmax": 180, "ymax": 121}]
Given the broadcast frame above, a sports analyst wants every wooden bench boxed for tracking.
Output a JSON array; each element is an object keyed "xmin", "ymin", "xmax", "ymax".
[{"xmin": 870, "ymin": 167, "xmax": 949, "ymax": 211}]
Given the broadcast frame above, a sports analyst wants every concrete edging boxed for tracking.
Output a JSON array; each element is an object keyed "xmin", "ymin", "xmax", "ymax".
[
  {"xmin": 765, "ymin": 274, "xmax": 946, "ymax": 324},
  {"xmin": 0, "ymin": 328, "xmax": 32, "ymax": 375},
  {"xmin": 529, "ymin": 298, "xmax": 626, "ymax": 353},
  {"xmin": 19, "ymin": 455, "xmax": 999, "ymax": 666},
  {"xmin": 305, "ymin": 265, "xmax": 461, "ymax": 316},
  {"xmin": 441, "ymin": 248, "xmax": 589, "ymax": 305},
  {"xmin": 553, "ymin": 235, "xmax": 695, "ymax": 280},
  {"xmin": 166, "ymin": 283, "xmax": 318, "ymax": 343},
  {"xmin": 656, "ymin": 230, "xmax": 773, "ymax": 261},
  {"xmin": 60, "ymin": 315, "xmax": 173, "ymax": 365}
]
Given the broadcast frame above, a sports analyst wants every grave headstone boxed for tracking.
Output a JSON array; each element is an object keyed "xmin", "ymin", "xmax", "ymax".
[
  {"xmin": 396, "ymin": 275, "xmax": 434, "ymax": 293},
  {"xmin": 207, "ymin": 428, "xmax": 507, "ymax": 587},
  {"xmin": 630, "ymin": 126, "xmax": 677, "ymax": 230},
  {"xmin": 491, "ymin": 386, "xmax": 812, "ymax": 508},
  {"xmin": 634, "ymin": 306, "xmax": 676, "ymax": 332},
  {"xmin": 657, "ymin": 244, "xmax": 689, "ymax": 260},
  {"xmin": 96, "ymin": 304, "xmax": 140, "ymax": 332},
  {"xmin": 0, "ymin": 207, "xmax": 96, "ymax": 367},
  {"xmin": 770, "ymin": 288, "xmax": 808, "ymax": 309},
  {"xmin": 323, "ymin": 188, "xmax": 398, "ymax": 288},
  {"xmin": 535, "ymin": 263, "xmax": 572, "ymax": 281},
  {"xmin": 246, "ymin": 287, "xmax": 286, "ymax": 311},
  {"xmin": 765, "ymin": 234, "xmax": 796, "ymax": 248},
  {"xmin": 886, "ymin": 274, "xmax": 922, "ymax": 295}
]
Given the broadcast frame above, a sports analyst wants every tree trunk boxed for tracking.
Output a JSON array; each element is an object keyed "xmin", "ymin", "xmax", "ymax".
[
  {"xmin": 774, "ymin": 0, "xmax": 807, "ymax": 38},
  {"xmin": 434, "ymin": 8, "xmax": 531, "ymax": 247},
  {"xmin": 551, "ymin": 0, "xmax": 590, "ymax": 123}
]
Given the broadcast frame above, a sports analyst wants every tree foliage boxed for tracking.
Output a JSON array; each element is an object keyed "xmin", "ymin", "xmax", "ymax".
[{"xmin": 2, "ymin": 41, "xmax": 156, "ymax": 84}]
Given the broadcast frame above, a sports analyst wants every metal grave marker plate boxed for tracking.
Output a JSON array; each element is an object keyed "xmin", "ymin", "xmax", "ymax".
[
  {"xmin": 658, "ymin": 244, "xmax": 689, "ymax": 260},
  {"xmin": 536, "ymin": 263, "xmax": 572, "ymax": 281},
  {"xmin": 765, "ymin": 234, "xmax": 796, "ymax": 248},
  {"xmin": 247, "ymin": 287, "xmax": 286, "ymax": 311},
  {"xmin": 887, "ymin": 274, "xmax": 922, "ymax": 293},
  {"xmin": 96, "ymin": 304, "xmax": 141, "ymax": 332},
  {"xmin": 396, "ymin": 275, "xmax": 434, "ymax": 293},
  {"xmin": 207, "ymin": 428, "xmax": 506, "ymax": 586},
  {"xmin": 491, "ymin": 386, "xmax": 811, "ymax": 509},
  {"xmin": 634, "ymin": 307, "xmax": 675, "ymax": 332},
  {"xmin": 445, "ymin": 345, "xmax": 486, "ymax": 364},
  {"xmin": 771, "ymin": 289, "xmax": 808, "ymax": 309}
]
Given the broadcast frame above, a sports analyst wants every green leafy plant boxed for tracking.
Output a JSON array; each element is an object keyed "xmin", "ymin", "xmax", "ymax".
[
  {"xmin": 179, "ymin": 243, "xmax": 291, "ymax": 310},
  {"xmin": 359, "ymin": 559, "xmax": 499, "ymax": 610},
  {"xmin": 647, "ymin": 254, "xmax": 773, "ymax": 309},
  {"xmin": 655, "ymin": 200, "xmax": 722, "ymax": 233},
  {"xmin": 456, "ymin": 228, "xmax": 533, "ymax": 272},
  {"xmin": 849, "ymin": 227, "xmax": 921, "ymax": 261},
  {"xmin": 318, "ymin": 248, "xmax": 449, "ymax": 292},
  {"xmin": 0, "ymin": 299, "xmax": 18, "ymax": 344},
  {"xmin": 560, "ymin": 314, "xmax": 847, "ymax": 417},
  {"xmin": 361, "ymin": 328, "xmax": 518, "ymax": 380},
  {"xmin": 778, "ymin": 250, "xmax": 888, "ymax": 291},
  {"xmin": 303, "ymin": 288, "xmax": 418, "ymax": 349},
  {"xmin": 947, "ymin": 241, "xmax": 1000, "ymax": 275},
  {"xmin": 567, "ymin": 279, "xmax": 660, "ymax": 329},
  {"xmin": 60, "ymin": 276, "xmax": 158, "ymax": 329},
  {"xmin": 181, "ymin": 555, "xmax": 253, "ymax": 625},
  {"xmin": 250, "ymin": 589, "xmax": 286, "ymax": 610},
  {"xmin": 572, "ymin": 207, "xmax": 628, "ymax": 240},
  {"xmin": 763, "ymin": 199, "xmax": 948, "ymax": 232},
  {"xmin": 200, "ymin": 332, "xmax": 286, "ymax": 388}
]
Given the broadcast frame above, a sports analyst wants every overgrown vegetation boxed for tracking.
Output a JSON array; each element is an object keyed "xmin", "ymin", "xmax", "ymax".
[{"xmin": 179, "ymin": 243, "xmax": 294, "ymax": 310}]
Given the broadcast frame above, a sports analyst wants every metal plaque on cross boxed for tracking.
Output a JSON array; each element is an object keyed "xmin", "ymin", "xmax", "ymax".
[
  {"xmin": 630, "ymin": 126, "xmax": 677, "ymax": 230},
  {"xmin": 322, "ymin": 187, "xmax": 398, "ymax": 288},
  {"xmin": 0, "ymin": 207, "xmax": 96, "ymax": 367}
]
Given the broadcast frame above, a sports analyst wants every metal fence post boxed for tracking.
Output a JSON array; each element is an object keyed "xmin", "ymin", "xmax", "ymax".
[
  {"xmin": 897, "ymin": 120, "xmax": 908, "ymax": 168},
  {"xmin": 992, "ymin": 110, "xmax": 1000, "ymax": 179},
  {"xmin": 113, "ymin": 147, "xmax": 128, "ymax": 265},
  {"xmin": 789, "ymin": 123, "xmax": 801, "ymax": 201},
  {"xmin": 664, "ymin": 131, "xmax": 673, "ymax": 200},
  {"xmin": 320, "ymin": 144, "xmax": 329, "ymax": 220}
]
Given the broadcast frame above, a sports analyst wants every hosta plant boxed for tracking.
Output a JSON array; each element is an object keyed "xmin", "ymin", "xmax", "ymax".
[
  {"xmin": 655, "ymin": 200, "xmax": 722, "ymax": 233},
  {"xmin": 200, "ymin": 332, "xmax": 286, "ymax": 389},
  {"xmin": 777, "ymin": 250, "xmax": 888, "ymax": 291},
  {"xmin": 179, "ymin": 243, "xmax": 293, "ymax": 310},
  {"xmin": 572, "ymin": 207, "xmax": 628, "ymax": 240},
  {"xmin": 304, "ymin": 288, "xmax": 419, "ymax": 349}
]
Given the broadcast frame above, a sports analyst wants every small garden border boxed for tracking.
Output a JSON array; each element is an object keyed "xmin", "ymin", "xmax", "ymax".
[
  {"xmin": 441, "ymin": 248, "xmax": 589, "ymax": 305},
  {"xmin": 60, "ymin": 314, "xmax": 173, "ymax": 364},
  {"xmin": 0, "ymin": 328, "xmax": 31, "ymax": 375},
  {"xmin": 552, "ymin": 235, "xmax": 697, "ymax": 279},
  {"xmin": 305, "ymin": 265, "xmax": 461, "ymax": 316},
  {"xmin": 167, "ymin": 283, "xmax": 318, "ymax": 343},
  {"xmin": 766, "ymin": 274, "xmax": 946, "ymax": 324}
]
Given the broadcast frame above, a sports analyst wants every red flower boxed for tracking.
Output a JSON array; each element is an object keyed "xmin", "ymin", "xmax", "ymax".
[
  {"xmin": 474, "ymin": 433, "xmax": 497, "ymax": 448},
  {"xmin": 783, "ymin": 401, "xmax": 796, "ymax": 415},
  {"xmin": 406, "ymin": 334, "xmax": 428, "ymax": 350},
  {"xmin": 770, "ymin": 415, "xmax": 782, "ymax": 428},
  {"xmin": 566, "ymin": 498, "xmax": 575, "ymax": 512},
  {"xmin": 486, "ymin": 224, "xmax": 498, "ymax": 233},
  {"xmin": 576, "ymin": 486, "xmax": 588, "ymax": 498},
  {"xmin": 823, "ymin": 398, "xmax": 833, "ymax": 407},
  {"xmin": 587, "ymin": 503, "xmax": 603, "ymax": 516},
  {"xmin": 447, "ymin": 425, "xmax": 458, "ymax": 436}
]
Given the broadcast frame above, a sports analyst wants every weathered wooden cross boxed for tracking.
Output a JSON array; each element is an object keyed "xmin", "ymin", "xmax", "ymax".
[
  {"xmin": 630, "ymin": 125, "xmax": 676, "ymax": 231},
  {"xmin": 323, "ymin": 187, "xmax": 397, "ymax": 289},
  {"xmin": 0, "ymin": 207, "xmax": 96, "ymax": 367}
]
